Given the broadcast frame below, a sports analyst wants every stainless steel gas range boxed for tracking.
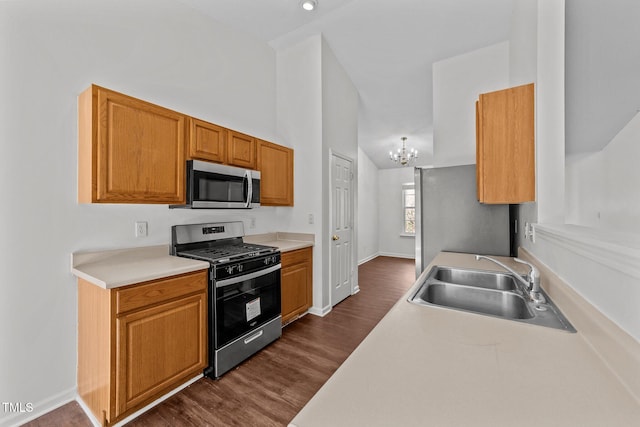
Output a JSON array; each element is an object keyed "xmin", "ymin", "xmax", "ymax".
[{"xmin": 171, "ymin": 222, "xmax": 281, "ymax": 378}]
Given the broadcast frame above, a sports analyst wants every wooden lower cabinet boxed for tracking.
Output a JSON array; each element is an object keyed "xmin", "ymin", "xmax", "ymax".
[
  {"xmin": 281, "ymin": 247, "xmax": 313, "ymax": 325},
  {"xmin": 78, "ymin": 270, "xmax": 207, "ymax": 426}
]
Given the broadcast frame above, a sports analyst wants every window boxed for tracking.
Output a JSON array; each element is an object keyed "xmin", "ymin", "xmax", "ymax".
[{"xmin": 402, "ymin": 184, "xmax": 415, "ymax": 235}]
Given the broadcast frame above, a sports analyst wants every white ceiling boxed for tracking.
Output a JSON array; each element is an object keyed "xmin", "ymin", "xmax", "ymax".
[{"xmin": 178, "ymin": 0, "xmax": 517, "ymax": 169}]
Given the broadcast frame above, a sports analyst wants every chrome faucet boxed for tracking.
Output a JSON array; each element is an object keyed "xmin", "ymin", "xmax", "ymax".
[{"xmin": 475, "ymin": 255, "xmax": 546, "ymax": 304}]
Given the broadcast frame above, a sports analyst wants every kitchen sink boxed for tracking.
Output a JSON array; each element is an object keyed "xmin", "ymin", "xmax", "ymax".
[
  {"xmin": 409, "ymin": 266, "xmax": 576, "ymax": 332},
  {"xmin": 432, "ymin": 267, "xmax": 518, "ymax": 291},
  {"xmin": 417, "ymin": 283, "xmax": 534, "ymax": 320}
]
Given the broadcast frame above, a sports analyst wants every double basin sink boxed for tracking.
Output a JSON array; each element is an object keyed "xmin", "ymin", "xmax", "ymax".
[{"xmin": 409, "ymin": 265, "xmax": 576, "ymax": 332}]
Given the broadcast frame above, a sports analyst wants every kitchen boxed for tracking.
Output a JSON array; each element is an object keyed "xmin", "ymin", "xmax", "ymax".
[{"xmin": 1, "ymin": 1, "xmax": 639, "ymax": 427}]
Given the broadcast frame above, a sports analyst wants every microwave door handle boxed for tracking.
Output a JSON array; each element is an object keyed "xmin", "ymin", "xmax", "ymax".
[{"xmin": 244, "ymin": 170, "xmax": 252, "ymax": 208}]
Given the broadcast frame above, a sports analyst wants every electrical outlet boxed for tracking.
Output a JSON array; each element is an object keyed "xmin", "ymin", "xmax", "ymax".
[
  {"xmin": 135, "ymin": 221, "xmax": 148, "ymax": 237},
  {"xmin": 308, "ymin": 214, "xmax": 314, "ymax": 224},
  {"xmin": 523, "ymin": 222, "xmax": 535, "ymax": 243},
  {"xmin": 529, "ymin": 223, "xmax": 536, "ymax": 243},
  {"xmin": 249, "ymin": 217, "xmax": 256, "ymax": 229}
]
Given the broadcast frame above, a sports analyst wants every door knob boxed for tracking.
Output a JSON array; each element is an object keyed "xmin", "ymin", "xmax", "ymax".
[{"xmin": 332, "ymin": 235, "xmax": 340, "ymax": 241}]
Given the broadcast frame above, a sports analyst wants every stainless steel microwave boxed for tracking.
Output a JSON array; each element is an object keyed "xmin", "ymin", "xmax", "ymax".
[{"xmin": 174, "ymin": 160, "xmax": 260, "ymax": 209}]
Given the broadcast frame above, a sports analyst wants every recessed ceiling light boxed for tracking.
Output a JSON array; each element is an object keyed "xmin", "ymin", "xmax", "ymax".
[{"xmin": 301, "ymin": 0, "xmax": 317, "ymax": 11}]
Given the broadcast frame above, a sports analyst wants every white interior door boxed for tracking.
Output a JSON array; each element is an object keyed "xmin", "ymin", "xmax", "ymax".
[{"xmin": 330, "ymin": 153, "xmax": 354, "ymax": 306}]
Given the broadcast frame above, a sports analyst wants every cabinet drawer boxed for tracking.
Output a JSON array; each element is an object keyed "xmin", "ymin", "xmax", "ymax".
[
  {"xmin": 116, "ymin": 271, "xmax": 207, "ymax": 314},
  {"xmin": 281, "ymin": 247, "xmax": 312, "ymax": 266}
]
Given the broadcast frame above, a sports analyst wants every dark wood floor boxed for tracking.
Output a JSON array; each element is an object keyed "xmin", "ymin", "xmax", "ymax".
[{"xmin": 24, "ymin": 256, "xmax": 416, "ymax": 427}]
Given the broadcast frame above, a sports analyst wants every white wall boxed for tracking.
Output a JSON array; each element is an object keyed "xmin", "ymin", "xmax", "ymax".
[
  {"xmin": 565, "ymin": 152, "xmax": 604, "ymax": 227},
  {"xmin": 321, "ymin": 37, "xmax": 360, "ymax": 305},
  {"xmin": 432, "ymin": 42, "xmax": 510, "ymax": 167},
  {"xmin": 566, "ymin": 111, "xmax": 640, "ymax": 234},
  {"xmin": 276, "ymin": 35, "xmax": 358, "ymax": 313},
  {"xmin": 0, "ymin": 1, "xmax": 285, "ymax": 425},
  {"xmin": 510, "ymin": 0, "xmax": 640, "ymax": 341},
  {"xmin": 357, "ymin": 147, "xmax": 379, "ymax": 264},
  {"xmin": 276, "ymin": 35, "xmax": 325, "ymax": 313},
  {"xmin": 509, "ymin": 0, "xmax": 568, "ymax": 234},
  {"xmin": 600, "ymin": 112, "xmax": 640, "ymax": 233},
  {"xmin": 534, "ymin": 0, "xmax": 566, "ymax": 225},
  {"xmin": 508, "ymin": 0, "xmax": 541, "ymax": 247},
  {"xmin": 378, "ymin": 168, "xmax": 416, "ymax": 258}
]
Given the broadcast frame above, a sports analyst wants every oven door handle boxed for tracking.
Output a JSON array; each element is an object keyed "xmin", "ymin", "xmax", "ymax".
[{"xmin": 215, "ymin": 263, "xmax": 281, "ymax": 288}]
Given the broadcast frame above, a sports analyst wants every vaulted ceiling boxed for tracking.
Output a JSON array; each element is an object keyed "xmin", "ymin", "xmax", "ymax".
[{"xmin": 178, "ymin": 0, "xmax": 516, "ymax": 169}]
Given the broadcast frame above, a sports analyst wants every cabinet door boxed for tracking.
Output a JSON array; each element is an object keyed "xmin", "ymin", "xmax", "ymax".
[
  {"xmin": 257, "ymin": 140, "xmax": 294, "ymax": 206},
  {"xmin": 281, "ymin": 247, "xmax": 312, "ymax": 325},
  {"xmin": 187, "ymin": 118, "xmax": 227, "ymax": 163},
  {"xmin": 227, "ymin": 130, "xmax": 256, "ymax": 168},
  {"xmin": 78, "ymin": 85, "xmax": 186, "ymax": 204},
  {"xmin": 115, "ymin": 291, "xmax": 207, "ymax": 416},
  {"xmin": 476, "ymin": 83, "xmax": 535, "ymax": 204}
]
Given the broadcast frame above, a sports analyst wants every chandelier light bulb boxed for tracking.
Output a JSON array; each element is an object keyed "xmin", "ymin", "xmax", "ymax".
[{"xmin": 389, "ymin": 136, "xmax": 418, "ymax": 166}]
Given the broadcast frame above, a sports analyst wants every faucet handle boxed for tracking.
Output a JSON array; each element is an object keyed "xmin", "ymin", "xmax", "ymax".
[{"xmin": 514, "ymin": 258, "xmax": 540, "ymax": 290}]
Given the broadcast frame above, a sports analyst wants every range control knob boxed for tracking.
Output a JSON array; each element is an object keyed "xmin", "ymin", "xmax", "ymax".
[{"xmin": 238, "ymin": 264, "xmax": 243, "ymax": 272}]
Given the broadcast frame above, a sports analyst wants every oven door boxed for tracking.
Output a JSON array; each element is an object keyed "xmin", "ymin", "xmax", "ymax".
[{"xmin": 214, "ymin": 264, "xmax": 281, "ymax": 348}]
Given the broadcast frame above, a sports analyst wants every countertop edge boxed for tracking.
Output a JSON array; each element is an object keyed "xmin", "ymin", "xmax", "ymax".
[
  {"xmin": 71, "ymin": 245, "xmax": 209, "ymax": 289},
  {"xmin": 245, "ymin": 232, "xmax": 314, "ymax": 252}
]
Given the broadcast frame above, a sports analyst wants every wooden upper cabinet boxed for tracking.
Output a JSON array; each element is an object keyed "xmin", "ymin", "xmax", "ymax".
[
  {"xmin": 78, "ymin": 85, "xmax": 186, "ymax": 204},
  {"xmin": 227, "ymin": 130, "xmax": 256, "ymax": 168},
  {"xmin": 257, "ymin": 139, "xmax": 294, "ymax": 206},
  {"xmin": 476, "ymin": 83, "xmax": 535, "ymax": 204},
  {"xmin": 187, "ymin": 118, "xmax": 227, "ymax": 163}
]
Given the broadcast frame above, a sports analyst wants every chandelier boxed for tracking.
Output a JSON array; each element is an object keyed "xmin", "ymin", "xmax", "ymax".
[{"xmin": 389, "ymin": 137, "xmax": 418, "ymax": 166}]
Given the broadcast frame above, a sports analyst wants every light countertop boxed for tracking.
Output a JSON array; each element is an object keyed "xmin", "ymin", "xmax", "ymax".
[
  {"xmin": 289, "ymin": 252, "xmax": 640, "ymax": 427},
  {"xmin": 71, "ymin": 245, "xmax": 209, "ymax": 289},
  {"xmin": 71, "ymin": 232, "xmax": 314, "ymax": 289},
  {"xmin": 244, "ymin": 232, "xmax": 314, "ymax": 252}
]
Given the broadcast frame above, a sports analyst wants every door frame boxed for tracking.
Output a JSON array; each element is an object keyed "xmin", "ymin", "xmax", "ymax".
[{"xmin": 328, "ymin": 150, "xmax": 357, "ymax": 307}]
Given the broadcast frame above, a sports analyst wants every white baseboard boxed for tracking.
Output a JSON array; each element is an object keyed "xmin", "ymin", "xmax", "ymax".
[
  {"xmin": 76, "ymin": 396, "xmax": 101, "ymax": 427},
  {"xmin": 307, "ymin": 304, "xmax": 331, "ymax": 317},
  {"xmin": 0, "ymin": 386, "xmax": 76, "ymax": 427},
  {"xmin": 108, "ymin": 374, "xmax": 202, "ymax": 427},
  {"xmin": 77, "ymin": 374, "xmax": 203, "ymax": 427},
  {"xmin": 358, "ymin": 253, "xmax": 379, "ymax": 265},
  {"xmin": 359, "ymin": 253, "xmax": 415, "ymax": 265},
  {"xmin": 378, "ymin": 252, "xmax": 415, "ymax": 260}
]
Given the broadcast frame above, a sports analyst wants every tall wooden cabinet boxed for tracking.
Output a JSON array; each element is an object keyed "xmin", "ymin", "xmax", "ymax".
[
  {"xmin": 257, "ymin": 139, "xmax": 294, "ymax": 206},
  {"xmin": 78, "ymin": 85, "xmax": 186, "ymax": 204},
  {"xmin": 281, "ymin": 247, "xmax": 313, "ymax": 325},
  {"xmin": 78, "ymin": 270, "xmax": 207, "ymax": 426},
  {"xmin": 476, "ymin": 83, "xmax": 535, "ymax": 204}
]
